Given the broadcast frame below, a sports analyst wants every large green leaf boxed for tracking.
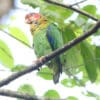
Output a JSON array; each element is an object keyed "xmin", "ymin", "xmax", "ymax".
[
  {"xmin": 0, "ymin": 25, "xmax": 7, "ymax": 29},
  {"xmin": 75, "ymin": 5, "xmax": 97, "ymax": 28},
  {"xmin": 0, "ymin": 39, "xmax": 14, "ymax": 68},
  {"xmin": 80, "ymin": 5, "xmax": 97, "ymax": 20},
  {"xmin": 61, "ymin": 78, "xmax": 77, "ymax": 88},
  {"xmin": 82, "ymin": 5, "xmax": 96, "ymax": 15},
  {"xmin": 8, "ymin": 27, "xmax": 30, "ymax": 46},
  {"xmin": 94, "ymin": 29, "xmax": 100, "ymax": 35},
  {"xmin": 44, "ymin": 89, "xmax": 60, "ymax": 99},
  {"xmin": 62, "ymin": 26, "xmax": 83, "ymax": 75},
  {"xmin": 21, "ymin": 0, "xmax": 73, "ymax": 24},
  {"xmin": 75, "ymin": 17, "xmax": 94, "ymax": 32},
  {"xmin": 80, "ymin": 41, "xmax": 97, "ymax": 82},
  {"xmin": 96, "ymin": 14, "xmax": 100, "ymax": 19},
  {"xmin": 95, "ymin": 47, "xmax": 100, "ymax": 69},
  {"xmin": 37, "ymin": 67, "xmax": 53, "ymax": 80},
  {"xmin": 67, "ymin": 96, "xmax": 78, "ymax": 100},
  {"xmin": 18, "ymin": 84, "xmax": 35, "ymax": 100},
  {"xmin": 86, "ymin": 91, "xmax": 99, "ymax": 98},
  {"xmin": 11, "ymin": 64, "xmax": 27, "ymax": 72}
]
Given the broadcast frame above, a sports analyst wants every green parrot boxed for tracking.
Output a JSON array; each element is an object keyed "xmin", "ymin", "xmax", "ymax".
[{"xmin": 25, "ymin": 13, "xmax": 64, "ymax": 84}]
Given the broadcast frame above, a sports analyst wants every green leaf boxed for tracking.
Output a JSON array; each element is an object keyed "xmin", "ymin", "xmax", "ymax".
[
  {"xmin": 62, "ymin": 26, "xmax": 76, "ymax": 42},
  {"xmin": 95, "ymin": 47, "xmax": 100, "ymax": 69},
  {"xmin": 67, "ymin": 96, "xmax": 78, "ymax": 100},
  {"xmin": 10, "ymin": 15, "xmax": 16, "ymax": 21},
  {"xmin": 85, "ymin": 91, "xmax": 100, "ymax": 100},
  {"xmin": 21, "ymin": 0, "xmax": 73, "ymax": 24},
  {"xmin": 75, "ymin": 17, "xmax": 94, "ymax": 32},
  {"xmin": 11, "ymin": 64, "xmax": 26, "ymax": 71},
  {"xmin": 75, "ymin": 5, "xmax": 97, "ymax": 27},
  {"xmin": 79, "ymin": 5, "xmax": 97, "ymax": 21},
  {"xmin": 18, "ymin": 84, "xmax": 35, "ymax": 100},
  {"xmin": 96, "ymin": 14, "xmax": 100, "ymax": 19},
  {"xmin": 94, "ymin": 29, "xmax": 100, "ymax": 35},
  {"xmin": 85, "ymin": 91, "xmax": 99, "ymax": 98},
  {"xmin": 80, "ymin": 41, "xmax": 97, "ymax": 82},
  {"xmin": 61, "ymin": 78, "xmax": 76, "ymax": 88},
  {"xmin": 61, "ymin": 79, "xmax": 68, "ymax": 87},
  {"xmin": 0, "ymin": 25, "xmax": 8, "ymax": 29},
  {"xmin": 82, "ymin": 5, "xmax": 96, "ymax": 15},
  {"xmin": 75, "ymin": 16, "xmax": 86, "ymax": 27},
  {"xmin": 37, "ymin": 67, "xmax": 53, "ymax": 80},
  {"xmin": 97, "ymin": 97, "xmax": 100, "ymax": 100},
  {"xmin": 8, "ymin": 27, "xmax": 30, "ymax": 46},
  {"xmin": 62, "ymin": 26, "xmax": 83, "ymax": 75},
  {"xmin": 0, "ymin": 39, "xmax": 14, "ymax": 68},
  {"xmin": 44, "ymin": 89, "xmax": 60, "ymax": 99}
]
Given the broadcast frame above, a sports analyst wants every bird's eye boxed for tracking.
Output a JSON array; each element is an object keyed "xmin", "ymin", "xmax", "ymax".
[{"xmin": 32, "ymin": 21, "xmax": 38, "ymax": 25}]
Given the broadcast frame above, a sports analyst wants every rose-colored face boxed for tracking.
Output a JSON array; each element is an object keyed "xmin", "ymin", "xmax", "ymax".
[{"xmin": 25, "ymin": 13, "xmax": 41, "ymax": 24}]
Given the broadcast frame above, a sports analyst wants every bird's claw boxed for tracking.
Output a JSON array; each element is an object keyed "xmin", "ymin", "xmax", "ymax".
[
  {"xmin": 32, "ymin": 56, "xmax": 45, "ymax": 71},
  {"xmin": 39, "ymin": 56, "xmax": 45, "ymax": 63}
]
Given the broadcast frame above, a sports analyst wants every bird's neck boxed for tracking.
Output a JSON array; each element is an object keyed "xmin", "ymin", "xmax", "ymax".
[
  {"xmin": 37, "ymin": 21, "xmax": 49, "ymax": 30},
  {"xmin": 30, "ymin": 21, "xmax": 49, "ymax": 34}
]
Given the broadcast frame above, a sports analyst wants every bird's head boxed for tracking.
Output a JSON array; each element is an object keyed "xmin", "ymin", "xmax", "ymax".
[
  {"xmin": 25, "ymin": 13, "xmax": 47, "ymax": 26},
  {"xmin": 25, "ymin": 13, "xmax": 48, "ymax": 33}
]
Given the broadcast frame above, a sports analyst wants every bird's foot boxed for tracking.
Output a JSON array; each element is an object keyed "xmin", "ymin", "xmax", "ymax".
[
  {"xmin": 38, "ymin": 56, "xmax": 46, "ymax": 63},
  {"xmin": 32, "ymin": 56, "xmax": 45, "ymax": 71},
  {"xmin": 32, "ymin": 60, "xmax": 40, "ymax": 71}
]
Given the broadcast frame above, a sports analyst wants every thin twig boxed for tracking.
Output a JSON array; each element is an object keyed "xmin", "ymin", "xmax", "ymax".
[
  {"xmin": 0, "ymin": 29, "xmax": 33, "ymax": 49},
  {"xmin": 0, "ymin": 21, "xmax": 99, "ymax": 87},
  {"xmin": 70, "ymin": 0, "xmax": 87, "ymax": 7},
  {"xmin": 45, "ymin": 0, "xmax": 98, "ymax": 21}
]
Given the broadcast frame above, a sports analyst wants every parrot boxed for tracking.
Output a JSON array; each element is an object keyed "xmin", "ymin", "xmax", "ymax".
[{"xmin": 25, "ymin": 13, "xmax": 64, "ymax": 84}]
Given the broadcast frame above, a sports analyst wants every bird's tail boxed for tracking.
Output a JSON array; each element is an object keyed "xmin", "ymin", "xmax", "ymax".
[{"xmin": 53, "ymin": 57, "xmax": 62, "ymax": 84}]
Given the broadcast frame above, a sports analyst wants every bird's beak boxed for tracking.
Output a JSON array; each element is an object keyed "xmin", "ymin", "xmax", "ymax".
[
  {"xmin": 25, "ymin": 19, "xmax": 28, "ymax": 23},
  {"xmin": 25, "ymin": 19, "xmax": 30, "ymax": 24}
]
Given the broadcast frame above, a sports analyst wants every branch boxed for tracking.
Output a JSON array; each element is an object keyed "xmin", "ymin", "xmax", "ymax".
[
  {"xmin": 0, "ymin": 21, "xmax": 100, "ymax": 87},
  {"xmin": 0, "ymin": 89, "xmax": 59, "ymax": 100},
  {"xmin": 0, "ymin": 29, "xmax": 33, "ymax": 49},
  {"xmin": 69, "ymin": 0, "xmax": 87, "ymax": 7},
  {"xmin": 45, "ymin": 0, "xmax": 98, "ymax": 21}
]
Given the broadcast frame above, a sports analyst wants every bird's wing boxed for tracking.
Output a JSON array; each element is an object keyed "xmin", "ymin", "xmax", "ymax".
[
  {"xmin": 46, "ymin": 23, "xmax": 63, "ymax": 73},
  {"xmin": 46, "ymin": 23, "xmax": 63, "ymax": 50}
]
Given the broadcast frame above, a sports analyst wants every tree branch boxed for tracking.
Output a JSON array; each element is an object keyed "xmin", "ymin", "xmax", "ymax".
[
  {"xmin": 69, "ymin": 0, "xmax": 87, "ymax": 7},
  {"xmin": 0, "ymin": 89, "xmax": 39, "ymax": 100},
  {"xmin": 45, "ymin": 0, "xmax": 98, "ymax": 21},
  {"xmin": 0, "ymin": 21, "xmax": 100, "ymax": 87},
  {"xmin": 0, "ymin": 89, "xmax": 59, "ymax": 100}
]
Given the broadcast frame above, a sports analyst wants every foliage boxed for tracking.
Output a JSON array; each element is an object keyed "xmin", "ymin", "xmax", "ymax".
[
  {"xmin": 21, "ymin": 0, "xmax": 73, "ymax": 24},
  {"xmin": 44, "ymin": 89, "xmax": 60, "ymax": 99},
  {"xmin": 61, "ymin": 78, "xmax": 77, "ymax": 87},
  {"xmin": 0, "ymin": 39, "xmax": 14, "ymax": 68},
  {"xmin": 8, "ymin": 27, "xmax": 30, "ymax": 46},
  {"xmin": 80, "ymin": 41, "xmax": 97, "ymax": 82},
  {"xmin": 11, "ymin": 64, "xmax": 27, "ymax": 71},
  {"xmin": 18, "ymin": 84, "xmax": 35, "ymax": 100},
  {"xmin": 37, "ymin": 67, "xmax": 53, "ymax": 80},
  {"xmin": 21, "ymin": 0, "xmax": 100, "ymax": 83},
  {"xmin": 78, "ymin": 5, "xmax": 97, "ymax": 21},
  {"xmin": 67, "ymin": 96, "xmax": 78, "ymax": 100},
  {"xmin": 0, "ymin": 0, "xmax": 100, "ymax": 99}
]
